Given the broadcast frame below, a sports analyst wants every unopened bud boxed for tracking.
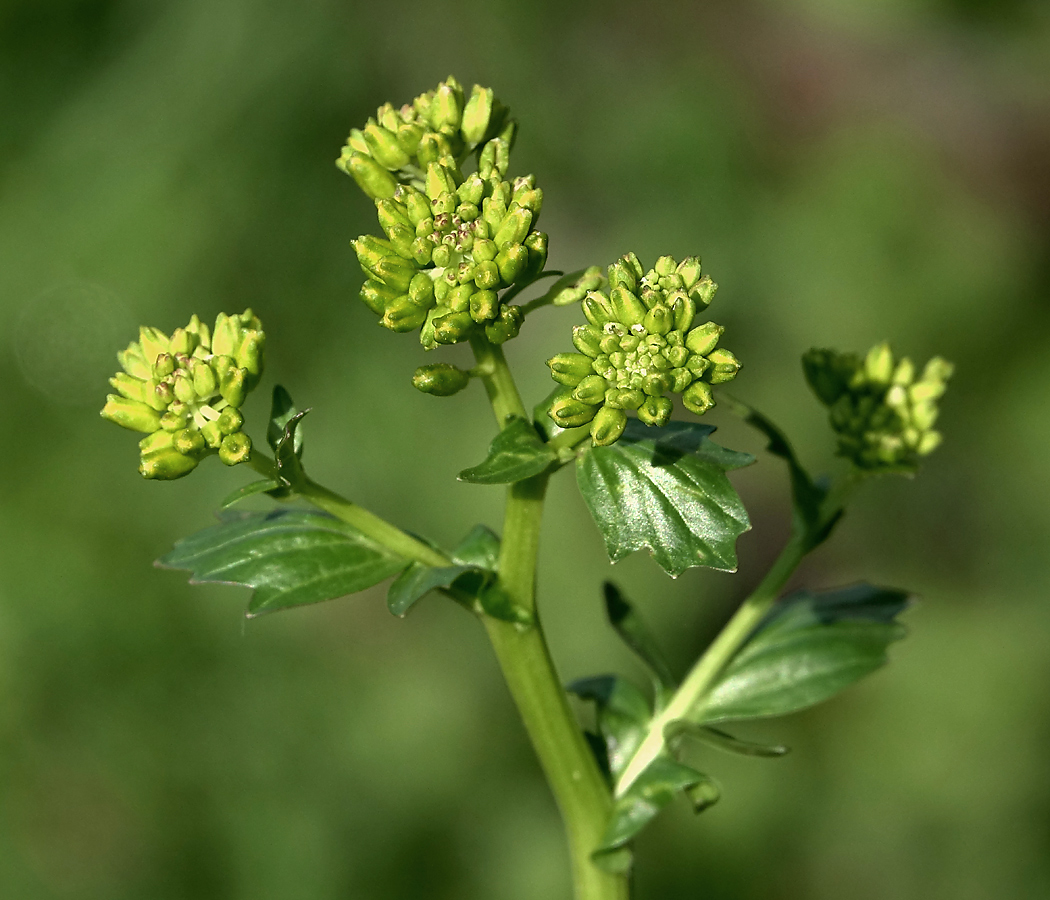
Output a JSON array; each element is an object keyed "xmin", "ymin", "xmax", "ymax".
[
  {"xmin": 685, "ymin": 322, "xmax": 723, "ymax": 356},
  {"xmin": 682, "ymin": 381, "xmax": 715, "ymax": 415},
  {"xmin": 590, "ymin": 406, "xmax": 627, "ymax": 447},
  {"xmin": 412, "ymin": 363, "xmax": 471, "ymax": 396},
  {"xmin": 462, "ymin": 84, "xmax": 495, "ymax": 146},
  {"xmin": 139, "ymin": 446, "xmax": 199, "ymax": 480},
  {"xmin": 549, "ymin": 395, "xmax": 599, "ymax": 428},
  {"xmin": 548, "ymin": 353, "xmax": 595, "ymax": 386},
  {"xmin": 101, "ymin": 395, "xmax": 163, "ymax": 433},
  {"xmin": 345, "ymin": 152, "xmax": 398, "ymax": 200},
  {"xmin": 218, "ymin": 432, "xmax": 252, "ymax": 466}
]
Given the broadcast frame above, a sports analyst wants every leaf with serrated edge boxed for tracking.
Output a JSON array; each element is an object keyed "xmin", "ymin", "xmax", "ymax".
[
  {"xmin": 157, "ymin": 509, "xmax": 406, "ymax": 617},
  {"xmin": 693, "ymin": 584, "xmax": 909, "ymax": 725},
  {"xmin": 459, "ymin": 416, "xmax": 556, "ymax": 485},
  {"xmin": 577, "ymin": 420, "xmax": 753, "ymax": 576},
  {"xmin": 593, "ymin": 756, "xmax": 711, "ymax": 871},
  {"xmin": 568, "ymin": 675, "xmax": 652, "ymax": 781},
  {"xmin": 604, "ymin": 582, "xmax": 676, "ymax": 702}
]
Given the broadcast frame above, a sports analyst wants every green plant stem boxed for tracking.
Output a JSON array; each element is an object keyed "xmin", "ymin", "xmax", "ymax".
[
  {"xmin": 471, "ymin": 337, "xmax": 629, "ymax": 900},
  {"xmin": 248, "ymin": 452, "xmax": 448, "ymax": 568},
  {"xmin": 616, "ymin": 527, "xmax": 810, "ymax": 795}
]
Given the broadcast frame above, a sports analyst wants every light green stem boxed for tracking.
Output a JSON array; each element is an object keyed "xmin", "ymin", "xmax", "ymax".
[
  {"xmin": 615, "ymin": 528, "xmax": 809, "ymax": 794},
  {"xmin": 471, "ymin": 337, "xmax": 629, "ymax": 900},
  {"xmin": 248, "ymin": 453, "xmax": 448, "ymax": 568}
]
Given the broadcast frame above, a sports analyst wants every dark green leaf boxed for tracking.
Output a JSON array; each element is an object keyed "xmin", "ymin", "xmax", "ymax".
[
  {"xmin": 157, "ymin": 509, "xmax": 406, "ymax": 617},
  {"xmin": 458, "ymin": 416, "xmax": 556, "ymax": 484},
  {"xmin": 273, "ymin": 409, "xmax": 310, "ymax": 490},
  {"xmin": 387, "ymin": 563, "xmax": 472, "ymax": 617},
  {"xmin": 593, "ymin": 756, "xmax": 711, "ymax": 871},
  {"xmin": 720, "ymin": 394, "xmax": 839, "ymax": 550},
  {"xmin": 576, "ymin": 420, "xmax": 753, "ymax": 576},
  {"xmin": 267, "ymin": 385, "xmax": 304, "ymax": 457},
  {"xmin": 603, "ymin": 582, "xmax": 676, "ymax": 701},
  {"xmin": 693, "ymin": 584, "xmax": 910, "ymax": 725},
  {"xmin": 665, "ymin": 721, "xmax": 789, "ymax": 757},
  {"xmin": 568, "ymin": 675, "xmax": 652, "ymax": 781},
  {"xmin": 449, "ymin": 524, "xmax": 500, "ymax": 569},
  {"xmin": 219, "ymin": 479, "xmax": 281, "ymax": 509}
]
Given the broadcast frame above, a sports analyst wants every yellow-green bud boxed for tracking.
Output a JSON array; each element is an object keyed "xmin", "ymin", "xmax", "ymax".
[
  {"xmin": 682, "ymin": 382, "xmax": 715, "ymax": 415},
  {"xmin": 412, "ymin": 363, "xmax": 471, "ymax": 396},
  {"xmin": 218, "ymin": 433, "xmax": 252, "ymax": 466},
  {"xmin": 685, "ymin": 322, "xmax": 723, "ymax": 356},
  {"xmin": 548, "ymin": 353, "xmax": 594, "ymax": 386},
  {"xmin": 591, "ymin": 406, "xmax": 627, "ymax": 447},
  {"xmin": 550, "ymin": 395, "xmax": 599, "ymax": 428},
  {"xmin": 345, "ymin": 152, "xmax": 398, "ymax": 199},
  {"xmin": 139, "ymin": 446, "xmax": 199, "ymax": 480},
  {"xmin": 101, "ymin": 395, "xmax": 163, "ymax": 433}
]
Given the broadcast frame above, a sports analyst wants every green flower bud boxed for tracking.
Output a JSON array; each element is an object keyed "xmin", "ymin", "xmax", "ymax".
[
  {"xmin": 685, "ymin": 322, "xmax": 723, "ymax": 356},
  {"xmin": 582, "ymin": 292, "xmax": 615, "ymax": 326},
  {"xmin": 219, "ymin": 366, "xmax": 247, "ymax": 407},
  {"xmin": 169, "ymin": 328, "xmax": 198, "ymax": 357},
  {"xmin": 682, "ymin": 382, "xmax": 715, "ymax": 415},
  {"xmin": 675, "ymin": 257, "xmax": 702, "ymax": 290},
  {"xmin": 643, "ymin": 306, "xmax": 674, "ymax": 335},
  {"xmin": 553, "ymin": 266, "xmax": 605, "ymax": 307},
  {"xmin": 470, "ymin": 289, "xmax": 499, "ymax": 323},
  {"xmin": 426, "ymin": 161, "xmax": 459, "ymax": 199},
  {"xmin": 139, "ymin": 445, "xmax": 199, "ymax": 480},
  {"xmin": 396, "ymin": 121, "xmax": 424, "ymax": 156},
  {"xmin": 218, "ymin": 433, "xmax": 252, "ymax": 466},
  {"xmin": 173, "ymin": 373, "xmax": 196, "ymax": 404},
  {"xmin": 638, "ymin": 395, "xmax": 673, "ymax": 427},
  {"xmin": 109, "ymin": 372, "xmax": 150, "ymax": 405},
  {"xmin": 705, "ymin": 348, "xmax": 741, "ymax": 384},
  {"xmin": 190, "ymin": 359, "xmax": 217, "ymax": 398},
  {"xmin": 461, "ymin": 84, "xmax": 495, "ymax": 147},
  {"xmin": 496, "ymin": 243, "xmax": 528, "ymax": 283},
  {"xmin": 550, "ymin": 395, "xmax": 598, "ymax": 428},
  {"xmin": 399, "ymin": 186, "xmax": 433, "ymax": 225},
  {"xmin": 433, "ymin": 311, "xmax": 474, "ymax": 344},
  {"xmin": 608, "ymin": 253, "xmax": 643, "ymax": 292},
  {"xmin": 217, "ymin": 407, "xmax": 244, "ymax": 435},
  {"xmin": 864, "ymin": 342, "xmax": 894, "ymax": 384},
  {"xmin": 610, "ymin": 286, "xmax": 647, "ymax": 326},
  {"xmin": 430, "ymin": 78, "xmax": 464, "ymax": 133},
  {"xmin": 573, "ymin": 375, "xmax": 609, "ymax": 405},
  {"xmin": 591, "ymin": 406, "xmax": 627, "ymax": 447},
  {"xmin": 382, "ymin": 298, "xmax": 428, "ymax": 333},
  {"xmin": 159, "ymin": 407, "xmax": 190, "ymax": 432},
  {"xmin": 345, "ymin": 152, "xmax": 398, "ymax": 199},
  {"xmin": 447, "ymin": 283, "xmax": 475, "ymax": 313},
  {"xmin": 152, "ymin": 353, "xmax": 176, "ymax": 379},
  {"xmin": 138, "ymin": 327, "xmax": 170, "ymax": 366},
  {"xmin": 474, "ymin": 260, "xmax": 501, "ymax": 290},
  {"xmin": 484, "ymin": 304, "xmax": 523, "ymax": 344},
  {"xmin": 118, "ymin": 343, "xmax": 152, "ymax": 380},
  {"xmin": 363, "ymin": 121, "xmax": 410, "ymax": 169},
  {"xmin": 493, "ymin": 207, "xmax": 532, "ymax": 248},
  {"xmin": 150, "ymin": 380, "xmax": 175, "ymax": 410},
  {"xmin": 412, "ymin": 363, "xmax": 471, "ymax": 396},
  {"xmin": 408, "ymin": 272, "xmax": 436, "ymax": 309},
  {"xmin": 172, "ymin": 427, "xmax": 206, "ymax": 456},
  {"xmin": 101, "ymin": 395, "xmax": 163, "ymax": 433},
  {"xmin": 608, "ymin": 388, "xmax": 645, "ymax": 410},
  {"xmin": 548, "ymin": 353, "xmax": 595, "ymax": 386},
  {"xmin": 572, "ymin": 324, "xmax": 604, "ymax": 358},
  {"xmin": 802, "ymin": 348, "xmax": 853, "ymax": 405},
  {"xmin": 200, "ymin": 420, "xmax": 223, "ymax": 449}
]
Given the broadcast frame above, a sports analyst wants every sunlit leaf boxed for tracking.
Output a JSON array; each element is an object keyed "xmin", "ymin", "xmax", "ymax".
[
  {"xmin": 576, "ymin": 420, "xmax": 753, "ymax": 576},
  {"xmin": 568, "ymin": 675, "xmax": 652, "ymax": 781},
  {"xmin": 157, "ymin": 509, "xmax": 405, "ymax": 616},
  {"xmin": 458, "ymin": 416, "xmax": 556, "ymax": 484}
]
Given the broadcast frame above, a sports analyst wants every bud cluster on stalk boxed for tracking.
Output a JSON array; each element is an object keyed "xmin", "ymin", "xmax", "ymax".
[
  {"xmin": 100, "ymin": 311, "xmax": 264, "ymax": 479},
  {"xmin": 546, "ymin": 253, "xmax": 740, "ymax": 446},
  {"xmin": 338, "ymin": 77, "xmax": 547, "ymax": 350},
  {"xmin": 803, "ymin": 343, "xmax": 953, "ymax": 470}
]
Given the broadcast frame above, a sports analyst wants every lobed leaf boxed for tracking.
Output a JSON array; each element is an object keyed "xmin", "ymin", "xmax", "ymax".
[
  {"xmin": 568, "ymin": 675, "xmax": 652, "ymax": 782},
  {"xmin": 157, "ymin": 509, "xmax": 406, "ymax": 617},
  {"xmin": 576, "ymin": 420, "xmax": 753, "ymax": 576}
]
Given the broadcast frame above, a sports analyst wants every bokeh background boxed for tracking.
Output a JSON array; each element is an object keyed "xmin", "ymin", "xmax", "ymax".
[{"xmin": 3, "ymin": 1, "xmax": 1049, "ymax": 897}]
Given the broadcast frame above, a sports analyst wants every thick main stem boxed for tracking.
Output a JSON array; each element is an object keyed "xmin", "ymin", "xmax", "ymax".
[{"xmin": 471, "ymin": 337, "xmax": 628, "ymax": 900}]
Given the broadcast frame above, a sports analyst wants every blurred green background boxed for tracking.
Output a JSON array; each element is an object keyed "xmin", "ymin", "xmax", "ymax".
[{"xmin": 2, "ymin": 1, "xmax": 1049, "ymax": 897}]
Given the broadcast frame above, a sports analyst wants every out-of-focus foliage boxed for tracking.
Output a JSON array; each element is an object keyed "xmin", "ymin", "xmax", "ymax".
[{"xmin": 2, "ymin": 1, "xmax": 1049, "ymax": 898}]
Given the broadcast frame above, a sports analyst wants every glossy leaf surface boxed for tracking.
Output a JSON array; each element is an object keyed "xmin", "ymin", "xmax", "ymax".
[
  {"xmin": 458, "ymin": 416, "xmax": 556, "ymax": 484},
  {"xmin": 576, "ymin": 420, "xmax": 753, "ymax": 576},
  {"xmin": 219, "ymin": 479, "xmax": 281, "ymax": 509},
  {"xmin": 158, "ymin": 509, "xmax": 406, "ymax": 617},
  {"xmin": 694, "ymin": 584, "xmax": 910, "ymax": 724}
]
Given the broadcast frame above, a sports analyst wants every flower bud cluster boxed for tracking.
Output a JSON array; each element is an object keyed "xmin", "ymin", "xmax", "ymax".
[
  {"xmin": 803, "ymin": 344, "xmax": 953, "ymax": 470},
  {"xmin": 546, "ymin": 253, "xmax": 739, "ymax": 446},
  {"xmin": 100, "ymin": 311, "xmax": 264, "ymax": 479},
  {"xmin": 339, "ymin": 78, "xmax": 547, "ymax": 349}
]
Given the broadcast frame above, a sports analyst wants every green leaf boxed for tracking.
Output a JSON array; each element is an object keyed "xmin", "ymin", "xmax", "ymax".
[
  {"xmin": 693, "ymin": 584, "xmax": 910, "ymax": 725},
  {"xmin": 576, "ymin": 420, "xmax": 753, "ymax": 576},
  {"xmin": 449, "ymin": 524, "xmax": 500, "ymax": 568},
  {"xmin": 721, "ymin": 394, "xmax": 840, "ymax": 550},
  {"xmin": 603, "ymin": 582, "xmax": 676, "ymax": 703},
  {"xmin": 665, "ymin": 721, "xmax": 789, "ymax": 757},
  {"xmin": 219, "ymin": 479, "xmax": 281, "ymax": 509},
  {"xmin": 273, "ymin": 409, "xmax": 310, "ymax": 490},
  {"xmin": 267, "ymin": 384, "xmax": 304, "ymax": 456},
  {"xmin": 387, "ymin": 563, "xmax": 472, "ymax": 617},
  {"xmin": 593, "ymin": 756, "xmax": 714, "ymax": 872},
  {"xmin": 568, "ymin": 675, "xmax": 652, "ymax": 781},
  {"xmin": 157, "ymin": 509, "xmax": 406, "ymax": 617},
  {"xmin": 458, "ymin": 416, "xmax": 556, "ymax": 484}
]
